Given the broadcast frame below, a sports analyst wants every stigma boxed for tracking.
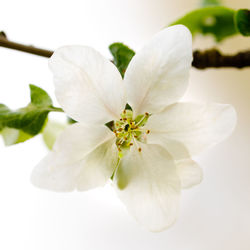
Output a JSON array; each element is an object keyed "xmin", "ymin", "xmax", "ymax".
[{"xmin": 113, "ymin": 108, "xmax": 151, "ymax": 153}]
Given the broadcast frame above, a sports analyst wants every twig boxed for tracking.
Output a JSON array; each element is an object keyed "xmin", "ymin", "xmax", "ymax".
[
  {"xmin": 192, "ymin": 49, "xmax": 250, "ymax": 69},
  {"xmin": 0, "ymin": 32, "xmax": 53, "ymax": 58},
  {"xmin": 1, "ymin": 31, "xmax": 250, "ymax": 69}
]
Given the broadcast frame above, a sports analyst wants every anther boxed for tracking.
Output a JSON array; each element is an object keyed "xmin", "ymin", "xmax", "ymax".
[
  {"xmin": 123, "ymin": 110, "xmax": 126, "ymax": 114},
  {"xmin": 138, "ymin": 147, "xmax": 142, "ymax": 152},
  {"xmin": 145, "ymin": 112, "xmax": 149, "ymax": 116},
  {"xmin": 129, "ymin": 143, "xmax": 133, "ymax": 146},
  {"xmin": 118, "ymin": 128, "xmax": 123, "ymax": 132},
  {"xmin": 146, "ymin": 130, "xmax": 150, "ymax": 134},
  {"xmin": 123, "ymin": 118, "xmax": 127, "ymax": 121}
]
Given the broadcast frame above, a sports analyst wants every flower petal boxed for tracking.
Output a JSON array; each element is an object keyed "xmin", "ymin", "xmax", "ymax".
[
  {"xmin": 114, "ymin": 143, "xmax": 180, "ymax": 232},
  {"xmin": 49, "ymin": 46, "xmax": 126, "ymax": 124},
  {"xmin": 176, "ymin": 159, "xmax": 203, "ymax": 189},
  {"xmin": 31, "ymin": 123, "xmax": 118, "ymax": 192},
  {"xmin": 143, "ymin": 138, "xmax": 203, "ymax": 189},
  {"xmin": 146, "ymin": 102, "xmax": 237, "ymax": 156},
  {"xmin": 124, "ymin": 25, "xmax": 192, "ymax": 116}
]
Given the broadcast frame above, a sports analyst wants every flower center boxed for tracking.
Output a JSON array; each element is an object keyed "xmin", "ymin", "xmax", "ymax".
[{"xmin": 113, "ymin": 109, "xmax": 150, "ymax": 153}]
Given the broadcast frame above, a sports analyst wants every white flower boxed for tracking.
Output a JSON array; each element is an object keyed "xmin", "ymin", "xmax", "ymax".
[{"xmin": 31, "ymin": 25, "xmax": 237, "ymax": 232}]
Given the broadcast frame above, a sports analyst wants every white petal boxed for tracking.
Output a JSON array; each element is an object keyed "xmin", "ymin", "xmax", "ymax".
[
  {"xmin": 31, "ymin": 123, "xmax": 118, "ymax": 192},
  {"xmin": 176, "ymin": 159, "xmax": 203, "ymax": 189},
  {"xmin": 146, "ymin": 102, "xmax": 237, "ymax": 156},
  {"xmin": 49, "ymin": 46, "xmax": 126, "ymax": 124},
  {"xmin": 124, "ymin": 25, "xmax": 192, "ymax": 116},
  {"xmin": 142, "ymin": 138, "xmax": 203, "ymax": 189},
  {"xmin": 114, "ymin": 143, "xmax": 180, "ymax": 232}
]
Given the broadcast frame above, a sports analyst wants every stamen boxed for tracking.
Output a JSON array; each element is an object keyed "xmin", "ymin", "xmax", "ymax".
[
  {"xmin": 138, "ymin": 147, "xmax": 142, "ymax": 152},
  {"xmin": 146, "ymin": 130, "xmax": 150, "ymax": 134}
]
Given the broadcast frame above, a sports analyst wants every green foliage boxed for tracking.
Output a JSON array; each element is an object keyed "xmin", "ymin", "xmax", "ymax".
[
  {"xmin": 30, "ymin": 84, "xmax": 52, "ymax": 107},
  {"xmin": 1, "ymin": 127, "xmax": 33, "ymax": 146},
  {"xmin": 109, "ymin": 43, "xmax": 135, "ymax": 78},
  {"xmin": 67, "ymin": 117, "xmax": 77, "ymax": 124},
  {"xmin": 42, "ymin": 120, "xmax": 67, "ymax": 150},
  {"xmin": 171, "ymin": 6, "xmax": 237, "ymax": 42},
  {"xmin": 201, "ymin": 0, "xmax": 221, "ymax": 7},
  {"xmin": 235, "ymin": 9, "xmax": 250, "ymax": 36},
  {"xmin": 0, "ymin": 84, "xmax": 62, "ymax": 146}
]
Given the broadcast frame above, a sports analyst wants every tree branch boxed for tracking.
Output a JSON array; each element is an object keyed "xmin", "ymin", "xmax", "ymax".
[
  {"xmin": 1, "ymin": 31, "xmax": 250, "ymax": 69},
  {"xmin": 192, "ymin": 49, "xmax": 250, "ymax": 69},
  {"xmin": 0, "ymin": 32, "xmax": 53, "ymax": 58}
]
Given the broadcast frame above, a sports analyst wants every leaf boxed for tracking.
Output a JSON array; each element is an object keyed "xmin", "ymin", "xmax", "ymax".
[
  {"xmin": 42, "ymin": 120, "xmax": 67, "ymax": 150},
  {"xmin": 235, "ymin": 9, "xmax": 250, "ymax": 36},
  {"xmin": 171, "ymin": 6, "xmax": 237, "ymax": 41},
  {"xmin": 201, "ymin": 0, "xmax": 221, "ymax": 7},
  {"xmin": 30, "ymin": 84, "xmax": 52, "ymax": 107},
  {"xmin": 0, "ymin": 84, "xmax": 62, "ymax": 145},
  {"xmin": 109, "ymin": 43, "xmax": 135, "ymax": 78},
  {"xmin": 1, "ymin": 127, "xmax": 33, "ymax": 146}
]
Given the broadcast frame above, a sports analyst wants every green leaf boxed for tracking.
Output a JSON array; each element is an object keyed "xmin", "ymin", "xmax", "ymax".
[
  {"xmin": 0, "ymin": 84, "xmax": 62, "ymax": 145},
  {"xmin": 1, "ymin": 127, "xmax": 33, "ymax": 146},
  {"xmin": 235, "ymin": 9, "xmax": 250, "ymax": 36},
  {"xmin": 42, "ymin": 120, "xmax": 67, "ymax": 150},
  {"xmin": 109, "ymin": 43, "xmax": 135, "ymax": 78},
  {"xmin": 171, "ymin": 6, "xmax": 237, "ymax": 41},
  {"xmin": 201, "ymin": 0, "xmax": 221, "ymax": 7},
  {"xmin": 30, "ymin": 84, "xmax": 52, "ymax": 107}
]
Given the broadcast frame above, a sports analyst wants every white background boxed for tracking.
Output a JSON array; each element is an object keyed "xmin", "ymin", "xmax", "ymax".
[{"xmin": 0, "ymin": 0, "xmax": 250, "ymax": 249}]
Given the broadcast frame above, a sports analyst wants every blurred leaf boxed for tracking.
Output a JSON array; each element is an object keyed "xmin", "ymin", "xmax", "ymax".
[
  {"xmin": 201, "ymin": 0, "xmax": 221, "ymax": 7},
  {"xmin": 0, "ymin": 84, "xmax": 62, "ymax": 145},
  {"xmin": 109, "ymin": 43, "xmax": 135, "ymax": 78},
  {"xmin": 43, "ymin": 120, "xmax": 67, "ymax": 150},
  {"xmin": 67, "ymin": 117, "xmax": 77, "ymax": 124},
  {"xmin": 171, "ymin": 6, "xmax": 237, "ymax": 41},
  {"xmin": 1, "ymin": 127, "xmax": 33, "ymax": 146},
  {"xmin": 235, "ymin": 9, "xmax": 250, "ymax": 36}
]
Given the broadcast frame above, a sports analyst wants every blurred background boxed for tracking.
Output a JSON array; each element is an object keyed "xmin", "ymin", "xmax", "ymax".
[{"xmin": 0, "ymin": 0, "xmax": 249, "ymax": 249}]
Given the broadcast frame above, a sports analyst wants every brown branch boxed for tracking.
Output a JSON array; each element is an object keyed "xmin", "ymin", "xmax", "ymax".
[
  {"xmin": 0, "ymin": 32, "xmax": 53, "ymax": 58},
  {"xmin": 1, "ymin": 31, "xmax": 250, "ymax": 69},
  {"xmin": 192, "ymin": 49, "xmax": 250, "ymax": 69}
]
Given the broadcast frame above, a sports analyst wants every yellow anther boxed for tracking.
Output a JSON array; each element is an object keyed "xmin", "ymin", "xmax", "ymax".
[
  {"xmin": 123, "ymin": 110, "xmax": 126, "ymax": 114},
  {"xmin": 129, "ymin": 143, "xmax": 133, "ymax": 146},
  {"xmin": 138, "ymin": 147, "xmax": 142, "ymax": 152},
  {"xmin": 118, "ymin": 128, "xmax": 123, "ymax": 132},
  {"xmin": 146, "ymin": 130, "xmax": 150, "ymax": 134},
  {"xmin": 145, "ymin": 112, "xmax": 149, "ymax": 116}
]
